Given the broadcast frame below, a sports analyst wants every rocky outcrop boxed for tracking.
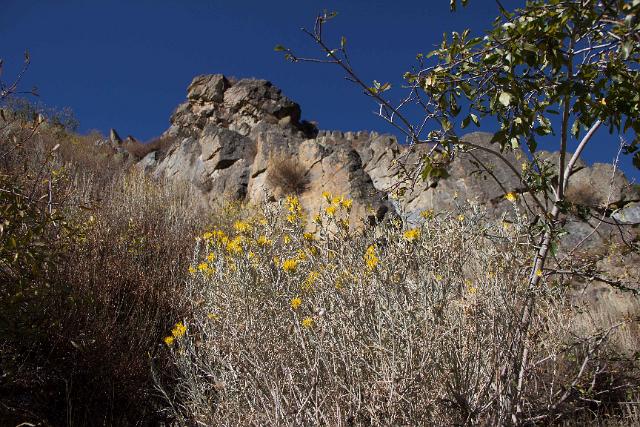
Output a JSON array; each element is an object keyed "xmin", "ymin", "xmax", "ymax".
[
  {"xmin": 139, "ymin": 74, "xmax": 639, "ymax": 248},
  {"xmin": 145, "ymin": 75, "xmax": 391, "ymax": 224}
]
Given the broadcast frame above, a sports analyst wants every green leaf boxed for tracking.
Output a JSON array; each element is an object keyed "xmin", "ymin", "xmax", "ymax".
[
  {"xmin": 622, "ymin": 41, "xmax": 633, "ymax": 60},
  {"xmin": 274, "ymin": 44, "xmax": 287, "ymax": 52},
  {"xmin": 340, "ymin": 36, "xmax": 347, "ymax": 49},
  {"xmin": 571, "ymin": 120, "xmax": 580, "ymax": 137},
  {"xmin": 499, "ymin": 91, "xmax": 513, "ymax": 107},
  {"xmin": 470, "ymin": 113, "xmax": 480, "ymax": 126}
]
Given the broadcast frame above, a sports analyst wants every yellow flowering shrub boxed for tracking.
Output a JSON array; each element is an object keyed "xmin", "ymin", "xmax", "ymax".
[
  {"xmin": 403, "ymin": 228, "xmax": 421, "ymax": 242},
  {"xmin": 364, "ymin": 244, "xmax": 379, "ymax": 271},
  {"xmin": 164, "ymin": 199, "xmax": 625, "ymax": 426}
]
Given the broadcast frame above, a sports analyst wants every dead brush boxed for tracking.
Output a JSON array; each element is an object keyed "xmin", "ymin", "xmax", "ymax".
[
  {"xmin": 160, "ymin": 198, "xmax": 640, "ymax": 426},
  {"xmin": 266, "ymin": 154, "xmax": 309, "ymax": 195},
  {"xmin": 124, "ymin": 135, "xmax": 178, "ymax": 160}
]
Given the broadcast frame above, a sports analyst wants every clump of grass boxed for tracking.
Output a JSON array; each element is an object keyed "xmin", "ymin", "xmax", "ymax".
[
  {"xmin": 266, "ymin": 154, "xmax": 309, "ymax": 195},
  {"xmin": 161, "ymin": 195, "xmax": 639, "ymax": 425},
  {"xmin": 124, "ymin": 135, "xmax": 177, "ymax": 160}
]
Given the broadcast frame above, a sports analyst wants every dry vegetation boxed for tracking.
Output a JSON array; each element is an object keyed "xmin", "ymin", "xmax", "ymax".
[
  {"xmin": 266, "ymin": 154, "xmax": 310, "ymax": 195},
  {"xmin": 0, "ymin": 116, "xmax": 204, "ymax": 425},
  {"xmin": 158, "ymin": 196, "xmax": 640, "ymax": 426},
  {"xmin": 124, "ymin": 135, "xmax": 178, "ymax": 161},
  {"xmin": 1, "ymin": 110, "xmax": 639, "ymax": 425}
]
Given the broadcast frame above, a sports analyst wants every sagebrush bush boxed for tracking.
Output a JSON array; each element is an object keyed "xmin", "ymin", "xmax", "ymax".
[{"xmin": 161, "ymin": 195, "xmax": 639, "ymax": 425}]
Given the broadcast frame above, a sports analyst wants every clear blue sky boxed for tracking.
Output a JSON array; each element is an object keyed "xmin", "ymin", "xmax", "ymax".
[{"xmin": 2, "ymin": 0, "xmax": 638, "ymax": 180}]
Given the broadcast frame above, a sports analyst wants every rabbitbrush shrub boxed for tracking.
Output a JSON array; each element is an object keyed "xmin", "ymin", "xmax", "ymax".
[{"xmin": 160, "ymin": 195, "xmax": 639, "ymax": 425}]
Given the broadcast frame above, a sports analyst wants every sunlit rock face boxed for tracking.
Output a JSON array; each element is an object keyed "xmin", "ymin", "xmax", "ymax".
[{"xmin": 140, "ymin": 74, "xmax": 639, "ymax": 249}]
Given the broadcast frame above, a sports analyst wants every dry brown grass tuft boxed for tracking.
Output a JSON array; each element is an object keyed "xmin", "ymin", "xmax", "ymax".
[
  {"xmin": 266, "ymin": 154, "xmax": 309, "ymax": 195},
  {"xmin": 124, "ymin": 135, "xmax": 178, "ymax": 160}
]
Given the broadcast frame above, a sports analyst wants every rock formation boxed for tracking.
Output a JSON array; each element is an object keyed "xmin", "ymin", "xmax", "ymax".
[{"xmin": 138, "ymin": 74, "xmax": 639, "ymax": 248}]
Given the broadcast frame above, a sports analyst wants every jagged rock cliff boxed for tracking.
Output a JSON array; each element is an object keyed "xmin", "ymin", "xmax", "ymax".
[{"xmin": 139, "ymin": 74, "xmax": 639, "ymax": 238}]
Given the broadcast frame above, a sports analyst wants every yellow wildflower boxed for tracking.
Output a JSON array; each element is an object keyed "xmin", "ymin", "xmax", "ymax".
[
  {"xmin": 521, "ymin": 162, "xmax": 529, "ymax": 172},
  {"xmin": 188, "ymin": 265, "xmax": 196, "ymax": 275},
  {"xmin": 465, "ymin": 280, "xmax": 477, "ymax": 294},
  {"xmin": 256, "ymin": 235, "xmax": 272, "ymax": 246},
  {"xmin": 535, "ymin": 269, "xmax": 543, "ymax": 277},
  {"xmin": 283, "ymin": 234, "xmax": 292, "ymax": 244},
  {"xmin": 286, "ymin": 195, "xmax": 301, "ymax": 213},
  {"xmin": 322, "ymin": 190, "xmax": 331, "ymax": 201},
  {"xmin": 290, "ymin": 296, "xmax": 302, "ymax": 310},
  {"xmin": 226, "ymin": 236, "xmax": 243, "ymax": 255},
  {"xmin": 364, "ymin": 245, "xmax": 379, "ymax": 271},
  {"xmin": 302, "ymin": 271, "xmax": 320, "ymax": 291},
  {"xmin": 164, "ymin": 336, "xmax": 175, "ymax": 346},
  {"xmin": 233, "ymin": 220, "xmax": 252, "ymax": 233},
  {"xmin": 420, "ymin": 209, "xmax": 435, "ymax": 220},
  {"xmin": 296, "ymin": 249, "xmax": 308, "ymax": 261},
  {"xmin": 207, "ymin": 313, "xmax": 220, "ymax": 321},
  {"xmin": 301, "ymin": 316, "xmax": 314, "ymax": 329},
  {"xmin": 282, "ymin": 258, "xmax": 299, "ymax": 273},
  {"xmin": 326, "ymin": 205, "xmax": 337, "ymax": 216},
  {"xmin": 457, "ymin": 214, "xmax": 465, "ymax": 222},
  {"xmin": 331, "ymin": 196, "xmax": 342, "ymax": 205},
  {"xmin": 504, "ymin": 192, "xmax": 518, "ymax": 202},
  {"xmin": 341, "ymin": 198, "xmax": 353, "ymax": 210},
  {"xmin": 207, "ymin": 252, "xmax": 216, "ymax": 262},
  {"xmin": 303, "ymin": 232, "xmax": 315, "ymax": 241},
  {"xmin": 213, "ymin": 230, "xmax": 227, "ymax": 243},
  {"xmin": 313, "ymin": 213, "xmax": 322, "ymax": 224},
  {"xmin": 403, "ymin": 228, "xmax": 421, "ymax": 242},
  {"xmin": 247, "ymin": 251, "xmax": 256, "ymax": 259},
  {"xmin": 203, "ymin": 231, "xmax": 213, "ymax": 240},
  {"xmin": 285, "ymin": 196, "xmax": 304, "ymax": 223},
  {"xmin": 171, "ymin": 321, "xmax": 187, "ymax": 338},
  {"xmin": 197, "ymin": 262, "xmax": 210, "ymax": 272}
]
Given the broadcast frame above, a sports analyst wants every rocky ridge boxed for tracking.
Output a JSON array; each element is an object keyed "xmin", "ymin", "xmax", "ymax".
[{"xmin": 139, "ymin": 74, "xmax": 639, "ymax": 239}]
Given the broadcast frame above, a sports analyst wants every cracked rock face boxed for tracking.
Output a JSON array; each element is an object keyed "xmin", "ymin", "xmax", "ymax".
[
  {"xmin": 148, "ymin": 75, "xmax": 392, "ymax": 223},
  {"xmin": 141, "ymin": 74, "xmax": 639, "ymax": 247}
]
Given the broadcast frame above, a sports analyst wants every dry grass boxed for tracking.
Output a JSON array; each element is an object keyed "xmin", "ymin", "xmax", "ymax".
[
  {"xmin": 266, "ymin": 154, "xmax": 310, "ymax": 195},
  {"xmin": 0, "ymin": 122, "xmax": 204, "ymax": 425},
  {"xmin": 160, "ymin": 196, "xmax": 640, "ymax": 426},
  {"xmin": 124, "ymin": 135, "xmax": 178, "ymax": 160}
]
